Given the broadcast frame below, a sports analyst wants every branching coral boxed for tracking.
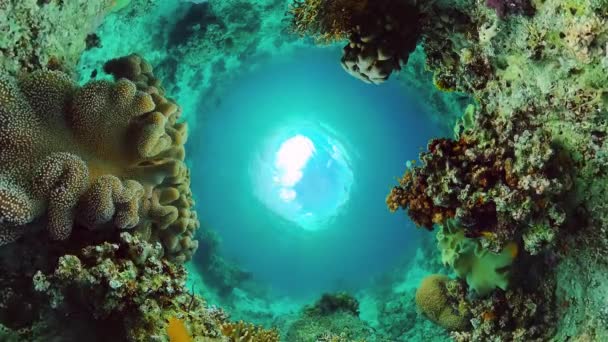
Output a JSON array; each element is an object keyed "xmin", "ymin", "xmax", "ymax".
[
  {"xmin": 288, "ymin": 0, "xmax": 369, "ymax": 44},
  {"xmin": 0, "ymin": 53, "xmax": 198, "ymax": 262},
  {"xmin": 220, "ymin": 321, "xmax": 280, "ymax": 342},
  {"xmin": 388, "ymin": 109, "xmax": 573, "ymax": 254},
  {"xmin": 27, "ymin": 232, "xmax": 270, "ymax": 341}
]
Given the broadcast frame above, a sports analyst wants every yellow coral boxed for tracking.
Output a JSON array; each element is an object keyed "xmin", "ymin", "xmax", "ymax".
[
  {"xmin": 415, "ymin": 274, "xmax": 470, "ymax": 331},
  {"xmin": 220, "ymin": 321, "xmax": 280, "ymax": 342},
  {"xmin": 0, "ymin": 54, "xmax": 199, "ymax": 261}
]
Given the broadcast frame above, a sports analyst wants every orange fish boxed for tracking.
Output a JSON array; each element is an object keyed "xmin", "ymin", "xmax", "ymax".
[{"xmin": 166, "ymin": 317, "xmax": 193, "ymax": 342}]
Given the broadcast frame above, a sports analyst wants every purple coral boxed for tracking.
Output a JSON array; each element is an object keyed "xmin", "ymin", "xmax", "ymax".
[{"xmin": 486, "ymin": 0, "xmax": 535, "ymax": 18}]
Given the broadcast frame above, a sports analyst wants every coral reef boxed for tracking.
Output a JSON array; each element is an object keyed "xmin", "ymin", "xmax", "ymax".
[
  {"xmin": 437, "ymin": 220, "xmax": 518, "ymax": 295},
  {"xmin": 0, "ymin": 53, "xmax": 198, "ymax": 262},
  {"xmin": 0, "ymin": 0, "xmax": 114, "ymax": 76},
  {"xmin": 286, "ymin": 293, "xmax": 375, "ymax": 342},
  {"xmin": 220, "ymin": 321, "xmax": 280, "ymax": 341},
  {"xmin": 485, "ymin": 0, "xmax": 535, "ymax": 18},
  {"xmin": 415, "ymin": 274, "xmax": 470, "ymax": 331},
  {"xmin": 0, "ymin": 50, "xmax": 280, "ymax": 341},
  {"xmin": 387, "ymin": 111, "xmax": 573, "ymax": 255},
  {"xmin": 289, "ymin": 0, "xmax": 421, "ymax": 84},
  {"xmin": 303, "ymin": 293, "xmax": 360, "ymax": 317},
  {"xmin": 193, "ymin": 226, "xmax": 252, "ymax": 297}
]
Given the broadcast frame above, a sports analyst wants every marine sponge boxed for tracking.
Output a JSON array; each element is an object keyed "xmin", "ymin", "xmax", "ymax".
[
  {"xmin": 415, "ymin": 274, "xmax": 470, "ymax": 331},
  {"xmin": 0, "ymin": 54, "xmax": 198, "ymax": 262}
]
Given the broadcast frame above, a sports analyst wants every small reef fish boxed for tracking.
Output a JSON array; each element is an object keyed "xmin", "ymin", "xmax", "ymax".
[{"xmin": 167, "ymin": 317, "xmax": 193, "ymax": 342}]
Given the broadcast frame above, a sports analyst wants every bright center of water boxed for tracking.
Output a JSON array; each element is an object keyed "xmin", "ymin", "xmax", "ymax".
[{"xmin": 252, "ymin": 123, "xmax": 354, "ymax": 230}]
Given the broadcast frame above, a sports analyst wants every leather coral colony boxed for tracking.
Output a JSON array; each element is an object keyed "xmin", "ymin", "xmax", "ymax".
[{"xmin": 0, "ymin": 54, "xmax": 198, "ymax": 262}]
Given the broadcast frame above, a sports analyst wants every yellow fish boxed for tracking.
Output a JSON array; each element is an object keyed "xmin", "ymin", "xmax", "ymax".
[{"xmin": 167, "ymin": 317, "xmax": 193, "ymax": 342}]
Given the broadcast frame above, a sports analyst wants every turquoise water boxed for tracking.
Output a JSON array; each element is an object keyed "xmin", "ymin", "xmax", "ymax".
[{"xmin": 188, "ymin": 47, "xmax": 442, "ymax": 299}]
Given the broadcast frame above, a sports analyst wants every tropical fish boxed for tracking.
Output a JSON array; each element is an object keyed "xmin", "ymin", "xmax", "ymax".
[{"xmin": 167, "ymin": 317, "xmax": 193, "ymax": 342}]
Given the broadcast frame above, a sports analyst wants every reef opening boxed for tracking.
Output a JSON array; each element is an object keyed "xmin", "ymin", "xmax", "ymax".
[
  {"xmin": 251, "ymin": 121, "xmax": 354, "ymax": 231},
  {"xmin": 187, "ymin": 46, "xmax": 453, "ymax": 302}
]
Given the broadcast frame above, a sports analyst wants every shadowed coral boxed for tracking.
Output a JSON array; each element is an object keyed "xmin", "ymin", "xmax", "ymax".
[
  {"xmin": 290, "ymin": 0, "xmax": 421, "ymax": 84},
  {"xmin": 486, "ymin": 0, "xmax": 535, "ymax": 18},
  {"xmin": 415, "ymin": 274, "xmax": 470, "ymax": 332},
  {"xmin": 0, "ymin": 54, "xmax": 198, "ymax": 261}
]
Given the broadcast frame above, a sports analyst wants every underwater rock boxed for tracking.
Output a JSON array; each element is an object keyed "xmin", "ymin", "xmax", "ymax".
[
  {"xmin": 0, "ymin": 0, "xmax": 114, "ymax": 76},
  {"xmin": 286, "ymin": 292, "xmax": 375, "ymax": 342},
  {"xmin": 304, "ymin": 292, "xmax": 360, "ymax": 317},
  {"xmin": 0, "ymin": 53, "xmax": 198, "ymax": 262}
]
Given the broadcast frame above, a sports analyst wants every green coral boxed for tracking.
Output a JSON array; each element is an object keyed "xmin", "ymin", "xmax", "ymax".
[{"xmin": 437, "ymin": 220, "xmax": 517, "ymax": 296}]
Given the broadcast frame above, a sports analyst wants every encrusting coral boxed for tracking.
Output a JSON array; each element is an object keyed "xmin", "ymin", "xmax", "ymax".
[
  {"xmin": 0, "ymin": 0, "xmax": 115, "ymax": 76},
  {"xmin": 0, "ymin": 53, "xmax": 198, "ymax": 262}
]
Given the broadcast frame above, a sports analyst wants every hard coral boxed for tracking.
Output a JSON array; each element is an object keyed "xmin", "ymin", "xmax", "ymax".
[
  {"xmin": 30, "ymin": 232, "xmax": 260, "ymax": 341},
  {"xmin": 415, "ymin": 274, "xmax": 470, "ymax": 332},
  {"xmin": 220, "ymin": 321, "xmax": 280, "ymax": 342},
  {"xmin": 388, "ymin": 110, "xmax": 573, "ymax": 254},
  {"xmin": 304, "ymin": 292, "xmax": 360, "ymax": 317},
  {"xmin": 290, "ymin": 0, "xmax": 421, "ymax": 84},
  {"xmin": 0, "ymin": 54, "xmax": 198, "ymax": 262}
]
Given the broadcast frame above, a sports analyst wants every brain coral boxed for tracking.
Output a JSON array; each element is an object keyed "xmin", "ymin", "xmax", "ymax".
[
  {"xmin": 415, "ymin": 274, "xmax": 470, "ymax": 332},
  {"xmin": 0, "ymin": 54, "xmax": 198, "ymax": 262}
]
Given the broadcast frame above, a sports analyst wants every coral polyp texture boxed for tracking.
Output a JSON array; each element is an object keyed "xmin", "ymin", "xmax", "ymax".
[
  {"xmin": 289, "ymin": 0, "xmax": 421, "ymax": 84},
  {"xmin": 0, "ymin": 53, "xmax": 198, "ymax": 262},
  {"xmin": 415, "ymin": 274, "xmax": 470, "ymax": 332},
  {"xmin": 388, "ymin": 110, "xmax": 573, "ymax": 255}
]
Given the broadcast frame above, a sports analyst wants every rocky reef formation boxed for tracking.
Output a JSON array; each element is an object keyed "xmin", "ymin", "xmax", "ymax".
[
  {"xmin": 290, "ymin": 0, "xmax": 421, "ymax": 84},
  {"xmin": 0, "ymin": 0, "xmax": 118, "ymax": 76},
  {"xmin": 285, "ymin": 292, "xmax": 374, "ymax": 342},
  {"xmin": 291, "ymin": 0, "xmax": 608, "ymax": 339}
]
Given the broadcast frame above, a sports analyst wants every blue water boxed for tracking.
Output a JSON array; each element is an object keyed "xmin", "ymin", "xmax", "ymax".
[{"xmin": 188, "ymin": 47, "xmax": 442, "ymax": 299}]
